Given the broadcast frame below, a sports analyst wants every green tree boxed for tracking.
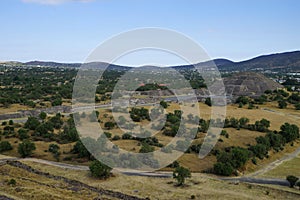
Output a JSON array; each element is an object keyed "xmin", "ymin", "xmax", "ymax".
[
  {"xmin": 279, "ymin": 123, "xmax": 299, "ymax": 143},
  {"xmin": 18, "ymin": 128, "xmax": 29, "ymax": 140},
  {"xmin": 24, "ymin": 117, "xmax": 40, "ymax": 130},
  {"xmin": 249, "ymin": 144, "xmax": 268, "ymax": 159},
  {"xmin": 39, "ymin": 112, "xmax": 47, "ymax": 120},
  {"xmin": 236, "ymin": 96, "xmax": 249, "ymax": 105},
  {"xmin": 18, "ymin": 140, "xmax": 36, "ymax": 158},
  {"xmin": 213, "ymin": 162, "xmax": 233, "ymax": 176},
  {"xmin": 89, "ymin": 160, "xmax": 112, "ymax": 179},
  {"xmin": 286, "ymin": 175, "xmax": 299, "ymax": 188},
  {"xmin": 8, "ymin": 179, "xmax": 16, "ymax": 186},
  {"xmin": 8, "ymin": 120, "xmax": 14, "ymax": 125},
  {"xmin": 71, "ymin": 139, "xmax": 92, "ymax": 159},
  {"xmin": 278, "ymin": 100, "xmax": 287, "ymax": 109},
  {"xmin": 173, "ymin": 166, "xmax": 191, "ymax": 186},
  {"xmin": 104, "ymin": 122, "xmax": 115, "ymax": 130},
  {"xmin": 205, "ymin": 98, "xmax": 212, "ymax": 106},
  {"xmin": 48, "ymin": 144, "xmax": 60, "ymax": 161},
  {"xmin": 0, "ymin": 141, "xmax": 13, "ymax": 153},
  {"xmin": 139, "ymin": 143, "xmax": 155, "ymax": 153},
  {"xmin": 160, "ymin": 100, "xmax": 168, "ymax": 108},
  {"xmin": 51, "ymin": 98, "xmax": 62, "ymax": 106}
]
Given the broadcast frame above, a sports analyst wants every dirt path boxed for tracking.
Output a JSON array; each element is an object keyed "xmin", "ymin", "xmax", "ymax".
[{"xmin": 246, "ymin": 146, "xmax": 300, "ymax": 178}]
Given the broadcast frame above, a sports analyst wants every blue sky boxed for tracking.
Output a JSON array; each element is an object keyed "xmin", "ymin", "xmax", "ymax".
[{"xmin": 0, "ymin": 0, "xmax": 299, "ymax": 65}]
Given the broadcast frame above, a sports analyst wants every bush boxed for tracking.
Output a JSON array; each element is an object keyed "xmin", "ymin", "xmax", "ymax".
[
  {"xmin": 18, "ymin": 140, "xmax": 36, "ymax": 158},
  {"xmin": 8, "ymin": 179, "xmax": 16, "ymax": 186},
  {"xmin": 279, "ymin": 123, "xmax": 299, "ymax": 143},
  {"xmin": 167, "ymin": 161, "xmax": 180, "ymax": 168},
  {"xmin": 252, "ymin": 157, "xmax": 257, "ymax": 165},
  {"xmin": 18, "ymin": 129, "xmax": 29, "ymax": 140},
  {"xmin": 278, "ymin": 100, "xmax": 287, "ymax": 109},
  {"xmin": 122, "ymin": 133, "xmax": 133, "ymax": 140},
  {"xmin": 173, "ymin": 166, "xmax": 191, "ymax": 186},
  {"xmin": 249, "ymin": 144, "xmax": 268, "ymax": 159},
  {"xmin": 104, "ymin": 122, "xmax": 115, "ymax": 130},
  {"xmin": 286, "ymin": 175, "xmax": 299, "ymax": 188},
  {"xmin": 24, "ymin": 117, "xmax": 40, "ymax": 130},
  {"xmin": 205, "ymin": 98, "xmax": 212, "ymax": 106},
  {"xmin": 89, "ymin": 160, "xmax": 112, "ymax": 179},
  {"xmin": 0, "ymin": 141, "xmax": 13, "ymax": 153},
  {"xmin": 160, "ymin": 100, "xmax": 168, "ymax": 108},
  {"xmin": 112, "ymin": 135, "xmax": 120, "ymax": 141},
  {"xmin": 213, "ymin": 162, "xmax": 233, "ymax": 176},
  {"xmin": 139, "ymin": 143, "xmax": 155, "ymax": 153},
  {"xmin": 217, "ymin": 147, "xmax": 249, "ymax": 169},
  {"xmin": 236, "ymin": 96, "xmax": 249, "ymax": 105},
  {"xmin": 71, "ymin": 140, "xmax": 91, "ymax": 159},
  {"xmin": 104, "ymin": 132, "xmax": 112, "ymax": 138}
]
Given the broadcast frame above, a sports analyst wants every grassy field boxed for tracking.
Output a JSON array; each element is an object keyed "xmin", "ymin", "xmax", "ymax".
[
  {"xmin": 259, "ymin": 153, "xmax": 300, "ymax": 179},
  {"xmin": 0, "ymin": 164, "xmax": 100, "ymax": 200},
  {"xmin": 1, "ymin": 160, "xmax": 296, "ymax": 200}
]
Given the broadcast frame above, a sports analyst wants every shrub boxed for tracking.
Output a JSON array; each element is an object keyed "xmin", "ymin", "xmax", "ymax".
[
  {"xmin": 160, "ymin": 100, "xmax": 168, "ymax": 108},
  {"xmin": 139, "ymin": 143, "xmax": 155, "ymax": 153},
  {"xmin": 122, "ymin": 133, "xmax": 133, "ymax": 140},
  {"xmin": 249, "ymin": 144, "xmax": 268, "ymax": 159},
  {"xmin": 39, "ymin": 112, "xmax": 47, "ymax": 120},
  {"xmin": 8, "ymin": 179, "xmax": 16, "ymax": 186},
  {"xmin": 278, "ymin": 100, "xmax": 287, "ymax": 109},
  {"xmin": 112, "ymin": 135, "xmax": 120, "ymax": 141},
  {"xmin": 18, "ymin": 129, "xmax": 29, "ymax": 140},
  {"xmin": 89, "ymin": 160, "xmax": 112, "ymax": 179},
  {"xmin": 0, "ymin": 141, "xmax": 13, "ymax": 153},
  {"xmin": 205, "ymin": 98, "xmax": 212, "ymax": 106},
  {"xmin": 168, "ymin": 161, "xmax": 180, "ymax": 168},
  {"xmin": 286, "ymin": 175, "xmax": 299, "ymax": 188},
  {"xmin": 279, "ymin": 123, "xmax": 299, "ymax": 143},
  {"xmin": 24, "ymin": 117, "xmax": 40, "ymax": 130},
  {"xmin": 173, "ymin": 166, "xmax": 191, "ymax": 186},
  {"xmin": 18, "ymin": 140, "xmax": 36, "ymax": 158},
  {"xmin": 104, "ymin": 122, "xmax": 115, "ymax": 130},
  {"xmin": 213, "ymin": 162, "xmax": 233, "ymax": 176},
  {"xmin": 104, "ymin": 132, "xmax": 112, "ymax": 138}
]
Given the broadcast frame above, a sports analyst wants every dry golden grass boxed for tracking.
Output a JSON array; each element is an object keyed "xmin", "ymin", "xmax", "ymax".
[
  {"xmin": 259, "ymin": 153, "xmax": 300, "ymax": 179},
  {"xmin": 216, "ymin": 128, "xmax": 265, "ymax": 149},
  {"xmin": 18, "ymin": 161, "xmax": 300, "ymax": 200},
  {"xmin": 0, "ymin": 104, "xmax": 31, "ymax": 114},
  {"xmin": 0, "ymin": 164, "xmax": 99, "ymax": 200}
]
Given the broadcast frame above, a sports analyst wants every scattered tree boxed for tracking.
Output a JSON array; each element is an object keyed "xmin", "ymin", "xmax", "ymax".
[
  {"xmin": 286, "ymin": 175, "xmax": 299, "ymax": 188},
  {"xmin": 173, "ymin": 166, "xmax": 191, "ymax": 186},
  {"xmin": 89, "ymin": 160, "xmax": 112, "ymax": 179},
  {"xmin": 18, "ymin": 140, "xmax": 36, "ymax": 158}
]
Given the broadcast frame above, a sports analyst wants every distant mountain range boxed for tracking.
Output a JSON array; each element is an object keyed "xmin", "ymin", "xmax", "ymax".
[
  {"xmin": 218, "ymin": 51, "xmax": 300, "ymax": 71},
  {"xmin": 3, "ymin": 50, "xmax": 300, "ymax": 72}
]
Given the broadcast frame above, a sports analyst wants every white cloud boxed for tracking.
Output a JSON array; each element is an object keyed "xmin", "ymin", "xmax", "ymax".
[{"xmin": 22, "ymin": 0, "xmax": 94, "ymax": 5}]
